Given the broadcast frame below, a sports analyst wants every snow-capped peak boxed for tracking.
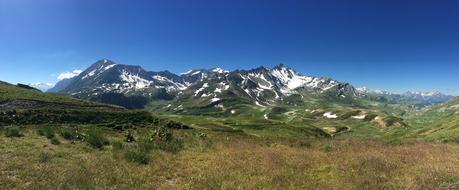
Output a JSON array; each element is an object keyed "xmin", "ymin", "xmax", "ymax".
[
  {"xmin": 270, "ymin": 65, "xmax": 337, "ymax": 93},
  {"xmin": 356, "ymin": 87, "xmax": 370, "ymax": 93},
  {"xmin": 181, "ymin": 70, "xmax": 194, "ymax": 75},
  {"xmin": 356, "ymin": 87, "xmax": 391, "ymax": 95},
  {"xmin": 404, "ymin": 91, "xmax": 444, "ymax": 98},
  {"xmin": 211, "ymin": 67, "xmax": 228, "ymax": 74}
]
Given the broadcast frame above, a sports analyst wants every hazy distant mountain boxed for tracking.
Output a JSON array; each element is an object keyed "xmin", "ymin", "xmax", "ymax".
[
  {"xmin": 402, "ymin": 91, "xmax": 454, "ymax": 105},
  {"xmin": 356, "ymin": 87, "xmax": 454, "ymax": 108}
]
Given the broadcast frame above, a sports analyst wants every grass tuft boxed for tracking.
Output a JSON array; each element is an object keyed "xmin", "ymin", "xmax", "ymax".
[
  {"xmin": 37, "ymin": 126, "xmax": 55, "ymax": 139},
  {"xmin": 4, "ymin": 127, "xmax": 23, "ymax": 137},
  {"xmin": 322, "ymin": 143, "xmax": 334, "ymax": 152},
  {"xmin": 112, "ymin": 141, "xmax": 123, "ymax": 151}
]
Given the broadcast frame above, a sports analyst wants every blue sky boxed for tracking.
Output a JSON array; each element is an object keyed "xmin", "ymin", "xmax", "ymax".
[{"xmin": 0, "ymin": 0, "xmax": 458, "ymax": 94}]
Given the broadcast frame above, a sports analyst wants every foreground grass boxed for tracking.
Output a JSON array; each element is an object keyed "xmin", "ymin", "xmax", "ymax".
[{"xmin": 1, "ymin": 126, "xmax": 459, "ymax": 189}]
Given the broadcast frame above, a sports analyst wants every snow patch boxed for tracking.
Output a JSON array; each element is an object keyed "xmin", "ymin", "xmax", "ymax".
[
  {"xmin": 194, "ymin": 83, "xmax": 209, "ymax": 96},
  {"xmin": 211, "ymin": 67, "xmax": 228, "ymax": 73},
  {"xmin": 323, "ymin": 112, "xmax": 338, "ymax": 119},
  {"xmin": 191, "ymin": 71, "xmax": 201, "ymax": 75},
  {"xmin": 351, "ymin": 115, "xmax": 366, "ymax": 120},
  {"xmin": 82, "ymin": 69, "xmax": 96, "ymax": 79},
  {"xmin": 120, "ymin": 70, "xmax": 153, "ymax": 89},
  {"xmin": 214, "ymin": 88, "xmax": 222, "ymax": 93},
  {"xmin": 103, "ymin": 64, "xmax": 116, "ymax": 71},
  {"xmin": 255, "ymin": 101, "xmax": 264, "ymax": 107},
  {"xmin": 181, "ymin": 70, "xmax": 194, "ymax": 75},
  {"xmin": 201, "ymin": 93, "xmax": 212, "ymax": 97}
]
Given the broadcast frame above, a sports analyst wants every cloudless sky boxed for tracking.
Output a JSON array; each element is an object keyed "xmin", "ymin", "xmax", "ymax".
[{"xmin": 0, "ymin": 0, "xmax": 458, "ymax": 94}]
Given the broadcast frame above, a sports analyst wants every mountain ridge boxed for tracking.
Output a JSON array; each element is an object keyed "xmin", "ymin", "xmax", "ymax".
[{"xmin": 47, "ymin": 59, "xmax": 454, "ymax": 110}]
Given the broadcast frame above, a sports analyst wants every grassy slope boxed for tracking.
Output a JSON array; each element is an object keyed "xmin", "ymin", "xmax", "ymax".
[
  {"xmin": 1, "ymin": 81, "xmax": 458, "ymax": 189},
  {"xmin": 151, "ymin": 91, "xmax": 413, "ymax": 140},
  {"xmin": 0, "ymin": 81, "xmax": 159, "ymax": 126},
  {"xmin": 404, "ymin": 97, "xmax": 459, "ymax": 142},
  {"xmin": 1, "ymin": 126, "xmax": 458, "ymax": 189},
  {"xmin": 0, "ymin": 81, "xmax": 104, "ymax": 107}
]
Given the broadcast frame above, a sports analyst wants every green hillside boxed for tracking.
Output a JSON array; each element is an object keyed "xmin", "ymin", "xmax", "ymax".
[
  {"xmin": 0, "ymin": 81, "xmax": 158, "ymax": 126},
  {"xmin": 0, "ymin": 81, "xmax": 117, "ymax": 109},
  {"xmin": 405, "ymin": 97, "xmax": 459, "ymax": 142}
]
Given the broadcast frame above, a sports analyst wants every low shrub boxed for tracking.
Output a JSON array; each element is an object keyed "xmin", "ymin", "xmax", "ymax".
[
  {"xmin": 154, "ymin": 125, "xmax": 173, "ymax": 142},
  {"xmin": 37, "ymin": 126, "xmax": 55, "ymax": 139},
  {"xmin": 133, "ymin": 127, "xmax": 184, "ymax": 153},
  {"xmin": 323, "ymin": 143, "xmax": 334, "ymax": 152},
  {"xmin": 60, "ymin": 127, "xmax": 78, "ymax": 141},
  {"xmin": 124, "ymin": 145, "xmax": 150, "ymax": 164},
  {"xmin": 50, "ymin": 137, "xmax": 61, "ymax": 145},
  {"xmin": 163, "ymin": 120, "xmax": 191, "ymax": 129},
  {"xmin": 86, "ymin": 129, "xmax": 109, "ymax": 149},
  {"xmin": 124, "ymin": 130, "xmax": 135, "ymax": 142},
  {"xmin": 155, "ymin": 138, "xmax": 184, "ymax": 153},
  {"xmin": 5, "ymin": 127, "xmax": 23, "ymax": 137},
  {"xmin": 112, "ymin": 141, "xmax": 123, "ymax": 150}
]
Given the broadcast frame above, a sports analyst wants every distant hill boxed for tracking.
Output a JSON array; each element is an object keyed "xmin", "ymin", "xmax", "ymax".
[
  {"xmin": 1, "ymin": 80, "xmax": 118, "ymax": 110},
  {"xmin": 0, "ymin": 81, "xmax": 156, "ymax": 126}
]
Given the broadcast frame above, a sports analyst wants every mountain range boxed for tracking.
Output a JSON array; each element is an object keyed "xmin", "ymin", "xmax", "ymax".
[{"xmin": 48, "ymin": 59, "xmax": 454, "ymax": 110}]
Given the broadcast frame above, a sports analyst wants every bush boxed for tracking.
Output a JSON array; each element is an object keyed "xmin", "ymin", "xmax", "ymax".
[
  {"xmin": 163, "ymin": 120, "xmax": 191, "ymax": 129},
  {"xmin": 50, "ymin": 137, "xmax": 60, "ymax": 145},
  {"xmin": 5, "ymin": 127, "xmax": 23, "ymax": 137},
  {"xmin": 124, "ymin": 145, "xmax": 150, "ymax": 164},
  {"xmin": 154, "ymin": 125, "xmax": 173, "ymax": 142},
  {"xmin": 323, "ymin": 143, "xmax": 334, "ymax": 152},
  {"xmin": 86, "ymin": 129, "xmax": 109, "ymax": 149},
  {"xmin": 154, "ymin": 138, "xmax": 184, "ymax": 153},
  {"xmin": 124, "ymin": 130, "xmax": 135, "ymax": 142},
  {"xmin": 142, "ymin": 126, "xmax": 184, "ymax": 153},
  {"xmin": 60, "ymin": 128, "xmax": 78, "ymax": 141},
  {"xmin": 37, "ymin": 126, "xmax": 55, "ymax": 139},
  {"xmin": 112, "ymin": 141, "xmax": 123, "ymax": 150}
]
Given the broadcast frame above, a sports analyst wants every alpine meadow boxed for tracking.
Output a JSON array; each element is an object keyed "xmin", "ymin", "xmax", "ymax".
[{"xmin": 1, "ymin": 1, "xmax": 459, "ymax": 189}]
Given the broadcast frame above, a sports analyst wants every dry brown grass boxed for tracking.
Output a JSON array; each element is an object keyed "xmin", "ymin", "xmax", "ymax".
[{"xmin": 1, "ymin": 128, "xmax": 459, "ymax": 189}]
